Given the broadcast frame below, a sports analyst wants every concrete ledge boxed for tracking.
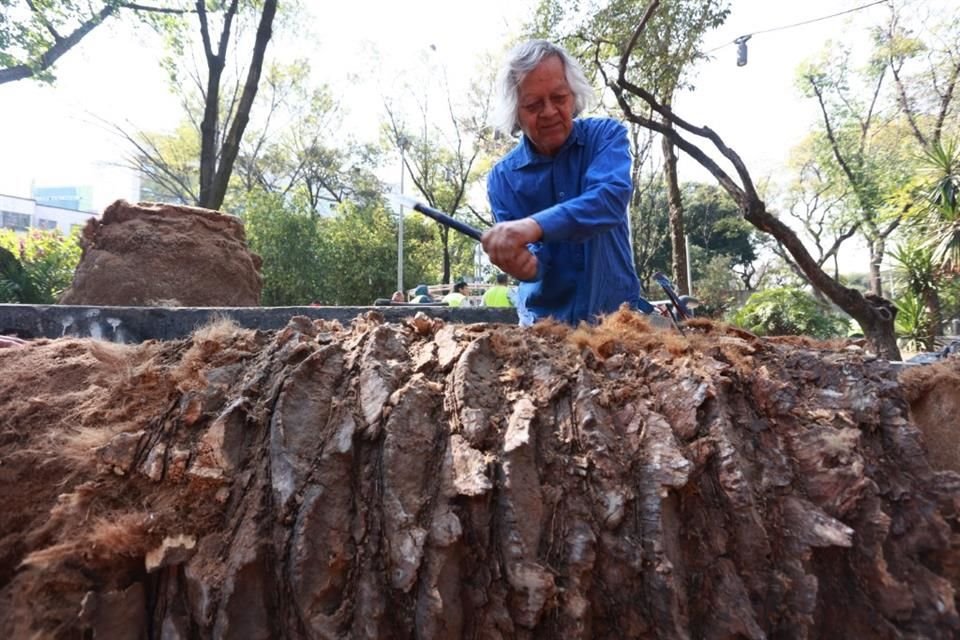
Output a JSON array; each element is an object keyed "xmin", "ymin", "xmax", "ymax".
[{"xmin": 0, "ymin": 304, "xmax": 519, "ymax": 343}]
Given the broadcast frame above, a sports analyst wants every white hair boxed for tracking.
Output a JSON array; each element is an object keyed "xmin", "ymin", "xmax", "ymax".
[{"xmin": 491, "ymin": 40, "xmax": 595, "ymax": 137}]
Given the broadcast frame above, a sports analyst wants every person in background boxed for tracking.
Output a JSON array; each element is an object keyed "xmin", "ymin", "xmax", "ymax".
[
  {"xmin": 481, "ymin": 39, "xmax": 643, "ymax": 326},
  {"xmin": 442, "ymin": 281, "xmax": 470, "ymax": 307},
  {"xmin": 411, "ymin": 284, "xmax": 434, "ymax": 304},
  {"xmin": 482, "ymin": 273, "xmax": 514, "ymax": 308},
  {"xmin": 391, "ymin": 291, "xmax": 406, "ymax": 303}
]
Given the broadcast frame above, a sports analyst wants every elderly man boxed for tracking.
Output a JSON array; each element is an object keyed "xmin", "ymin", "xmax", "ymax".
[{"xmin": 482, "ymin": 40, "xmax": 643, "ymax": 326}]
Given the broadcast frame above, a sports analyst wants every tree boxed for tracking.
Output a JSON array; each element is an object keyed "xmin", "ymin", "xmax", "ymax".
[
  {"xmin": 919, "ymin": 139, "xmax": 960, "ymax": 275},
  {"xmin": 763, "ymin": 0, "xmax": 959, "ymax": 351},
  {"xmin": 129, "ymin": 58, "xmax": 386, "ymax": 218},
  {"xmin": 601, "ymin": 0, "xmax": 904, "ymax": 359},
  {"xmin": 114, "ymin": 0, "xmax": 278, "ymax": 211},
  {"xmin": 682, "ymin": 182, "xmax": 757, "ymax": 288},
  {"xmin": 190, "ymin": 0, "xmax": 276, "ymax": 210},
  {"xmin": 776, "ymin": 150, "xmax": 861, "ymax": 285},
  {"xmin": 242, "ymin": 189, "xmax": 323, "ymax": 306},
  {"xmin": 628, "ymin": 181, "xmax": 760, "ymax": 300},
  {"xmin": 128, "ymin": 121, "xmax": 201, "ymax": 204},
  {"xmin": 890, "ymin": 239, "xmax": 938, "ymax": 349},
  {"xmin": 383, "ymin": 55, "xmax": 498, "ymax": 286},
  {"xmin": 0, "ymin": 0, "xmax": 192, "ymax": 85},
  {"xmin": 800, "ymin": 45, "xmax": 913, "ymax": 299}
]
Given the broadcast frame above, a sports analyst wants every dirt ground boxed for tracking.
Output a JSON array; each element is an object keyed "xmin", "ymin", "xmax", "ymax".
[{"xmin": 1, "ymin": 312, "xmax": 959, "ymax": 638}]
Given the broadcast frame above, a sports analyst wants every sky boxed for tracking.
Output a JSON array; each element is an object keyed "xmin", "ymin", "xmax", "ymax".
[{"xmin": 0, "ymin": 0, "xmax": 922, "ymax": 218}]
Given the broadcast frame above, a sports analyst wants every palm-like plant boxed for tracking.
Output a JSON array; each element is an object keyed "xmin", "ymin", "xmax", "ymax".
[
  {"xmin": 920, "ymin": 139, "xmax": 960, "ymax": 272},
  {"xmin": 891, "ymin": 240, "xmax": 939, "ymax": 350},
  {"xmin": 894, "ymin": 291, "xmax": 930, "ymax": 354}
]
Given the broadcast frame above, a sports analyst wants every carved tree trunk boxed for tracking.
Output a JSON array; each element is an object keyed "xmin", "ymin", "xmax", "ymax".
[{"xmin": 1, "ymin": 314, "xmax": 958, "ymax": 638}]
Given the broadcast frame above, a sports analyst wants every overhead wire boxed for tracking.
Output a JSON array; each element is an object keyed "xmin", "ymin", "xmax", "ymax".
[{"xmin": 706, "ymin": 0, "xmax": 889, "ymax": 55}]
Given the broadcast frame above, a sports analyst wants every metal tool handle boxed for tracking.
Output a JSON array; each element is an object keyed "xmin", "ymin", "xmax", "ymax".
[{"xmin": 412, "ymin": 203, "xmax": 483, "ymax": 242}]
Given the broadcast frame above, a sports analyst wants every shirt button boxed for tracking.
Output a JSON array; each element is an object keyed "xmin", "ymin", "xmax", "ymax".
[{"xmin": 559, "ymin": 191, "xmax": 565, "ymax": 198}]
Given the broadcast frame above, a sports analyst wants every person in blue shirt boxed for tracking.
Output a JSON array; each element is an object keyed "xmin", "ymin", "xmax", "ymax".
[{"xmin": 482, "ymin": 39, "xmax": 643, "ymax": 326}]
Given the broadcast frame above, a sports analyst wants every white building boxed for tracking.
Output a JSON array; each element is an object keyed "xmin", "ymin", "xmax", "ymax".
[{"xmin": 0, "ymin": 193, "xmax": 99, "ymax": 235}]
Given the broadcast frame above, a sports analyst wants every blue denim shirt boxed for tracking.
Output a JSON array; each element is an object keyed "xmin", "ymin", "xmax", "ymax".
[{"xmin": 487, "ymin": 117, "xmax": 642, "ymax": 325}]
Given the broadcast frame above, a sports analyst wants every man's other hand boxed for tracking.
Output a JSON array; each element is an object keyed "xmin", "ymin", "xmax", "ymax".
[{"xmin": 481, "ymin": 218, "xmax": 543, "ymax": 281}]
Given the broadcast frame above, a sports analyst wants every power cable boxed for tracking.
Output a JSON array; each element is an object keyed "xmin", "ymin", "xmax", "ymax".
[{"xmin": 706, "ymin": 0, "xmax": 888, "ymax": 55}]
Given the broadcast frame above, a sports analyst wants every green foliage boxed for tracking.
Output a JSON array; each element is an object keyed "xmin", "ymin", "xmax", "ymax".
[
  {"xmin": 242, "ymin": 191, "xmax": 324, "ymax": 306},
  {"xmin": 894, "ymin": 291, "xmax": 930, "ymax": 353},
  {"xmin": 918, "ymin": 139, "xmax": 960, "ymax": 272},
  {"xmin": 891, "ymin": 240, "xmax": 936, "ymax": 296},
  {"xmin": 0, "ymin": 228, "xmax": 81, "ymax": 303},
  {"xmin": 683, "ymin": 182, "xmax": 756, "ymax": 269},
  {"xmin": 631, "ymin": 181, "xmax": 759, "ymax": 293},
  {"xmin": 136, "ymin": 121, "xmax": 202, "ymax": 204},
  {"xmin": 1, "ymin": 0, "xmax": 109, "ymax": 82},
  {"xmin": 730, "ymin": 287, "xmax": 850, "ymax": 339},
  {"xmin": 688, "ymin": 253, "xmax": 739, "ymax": 318},
  {"xmin": 315, "ymin": 201, "xmax": 404, "ymax": 306},
  {"xmin": 529, "ymin": 0, "xmax": 730, "ymax": 97},
  {"xmin": 242, "ymin": 189, "xmax": 446, "ymax": 306}
]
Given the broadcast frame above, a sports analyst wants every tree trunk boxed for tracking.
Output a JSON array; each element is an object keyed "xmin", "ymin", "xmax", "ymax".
[
  {"xmin": 868, "ymin": 237, "xmax": 885, "ymax": 297},
  {"xmin": 207, "ymin": 0, "xmax": 277, "ymax": 211},
  {"xmin": 196, "ymin": 0, "xmax": 229, "ymax": 209},
  {"xmin": 2, "ymin": 313, "xmax": 957, "ymax": 638},
  {"xmin": 662, "ymin": 121, "xmax": 689, "ymax": 295},
  {"xmin": 924, "ymin": 285, "xmax": 943, "ymax": 350},
  {"xmin": 440, "ymin": 224, "xmax": 452, "ymax": 285}
]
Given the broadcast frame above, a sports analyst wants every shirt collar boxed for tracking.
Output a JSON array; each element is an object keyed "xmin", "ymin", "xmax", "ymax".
[{"xmin": 514, "ymin": 119, "xmax": 585, "ymax": 168}]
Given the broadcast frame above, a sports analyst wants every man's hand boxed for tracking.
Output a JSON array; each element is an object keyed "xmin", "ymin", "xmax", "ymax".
[{"xmin": 481, "ymin": 218, "xmax": 543, "ymax": 281}]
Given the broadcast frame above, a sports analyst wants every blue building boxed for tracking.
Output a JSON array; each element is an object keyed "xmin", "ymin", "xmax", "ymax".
[{"xmin": 32, "ymin": 185, "xmax": 94, "ymax": 212}]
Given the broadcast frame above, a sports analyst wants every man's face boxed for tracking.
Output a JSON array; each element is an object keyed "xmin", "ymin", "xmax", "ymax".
[{"xmin": 517, "ymin": 55, "xmax": 575, "ymax": 157}]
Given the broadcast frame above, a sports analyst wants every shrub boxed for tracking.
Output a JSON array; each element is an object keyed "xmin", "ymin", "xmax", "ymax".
[
  {"xmin": 730, "ymin": 287, "xmax": 850, "ymax": 339},
  {"xmin": 0, "ymin": 229, "xmax": 81, "ymax": 303}
]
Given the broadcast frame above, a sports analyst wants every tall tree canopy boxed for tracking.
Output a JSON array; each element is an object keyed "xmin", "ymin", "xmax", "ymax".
[{"xmin": 0, "ymin": 0, "xmax": 203, "ymax": 85}]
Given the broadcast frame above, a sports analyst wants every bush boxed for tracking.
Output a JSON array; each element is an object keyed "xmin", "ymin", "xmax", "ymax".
[
  {"xmin": 730, "ymin": 287, "xmax": 850, "ymax": 339},
  {"xmin": 0, "ymin": 229, "xmax": 81, "ymax": 304},
  {"xmin": 894, "ymin": 291, "xmax": 930, "ymax": 353}
]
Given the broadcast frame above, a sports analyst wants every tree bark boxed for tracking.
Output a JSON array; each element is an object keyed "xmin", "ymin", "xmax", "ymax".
[
  {"xmin": 661, "ymin": 119, "xmax": 689, "ymax": 295},
  {"xmin": 1, "ymin": 314, "xmax": 958, "ymax": 638}
]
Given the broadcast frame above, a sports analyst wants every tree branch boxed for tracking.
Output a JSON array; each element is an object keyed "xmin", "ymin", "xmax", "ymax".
[
  {"xmin": 120, "ymin": 2, "xmax": 195, "ymax": 14},
  {"xmin": 25, "ymin": 0, "xmax": 64, "ymax": 41},
  {"xmin": 0, "ymin": 3, "xmax": 118, "ymax": 84}
]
